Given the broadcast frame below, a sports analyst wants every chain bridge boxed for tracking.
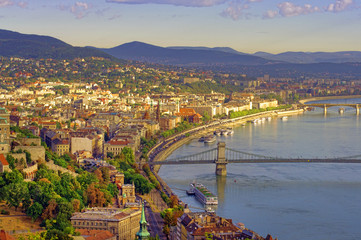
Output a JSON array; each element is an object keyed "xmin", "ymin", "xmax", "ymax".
[
  {"xmin": 301, "ymin": 103, "xmax": 361, "ymax": 114},
  {"xmin": 149, "ymin": 142, "xmax": 361, "ymax": 176}
]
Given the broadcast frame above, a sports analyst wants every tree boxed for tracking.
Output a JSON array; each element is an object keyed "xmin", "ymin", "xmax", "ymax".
[
  {"xmin": 203, "ymin": 111, "xmax": 211, "ymax": 122},
  {"xmin": 26, "ymin": 202, "xmax": 44, "ymax": 221},
  {"xmin": 3, "ymin": 182, "xmax": 30, "ymax": 210},
  {"xmin": 42, "ymin": 199, "xmax": 58, "ymax": 220}
]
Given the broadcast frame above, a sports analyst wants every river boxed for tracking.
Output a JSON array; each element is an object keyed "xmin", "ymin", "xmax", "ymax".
[{"xmin": 158, "ymin": 98, "xmax": 361, "ymax": 240}]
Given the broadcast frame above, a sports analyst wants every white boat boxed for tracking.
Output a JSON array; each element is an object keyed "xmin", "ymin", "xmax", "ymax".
[
  {"xmin": 339, "ymin": 108, "xmax": 345, "ymax": 114},
  {"xmin": 281, "ymin": 116, "xmax": 288, "ymax": 121},
  {"xmin": 220, "ymin": 129, "xmax": 228, "ymax": 136},
  {"xmin": 227, "ymin": 127, "xmax": 234, "ymax": 135},
  {"xmin": 267, "ymin": 117, "xmax": 272, "ymax": 121},
  {"xmin": 189, "ymin": 182, "xmax": 218, "ymax": 205}
]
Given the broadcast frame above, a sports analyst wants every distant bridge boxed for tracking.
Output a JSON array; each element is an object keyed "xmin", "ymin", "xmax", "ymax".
[
  {"xmin": 301, "ymin": 103, "xmax": 361, "ymax": 114},
  {"xmin": 149, "ymin": 142, "xmax": 361, "ymax": 176}
]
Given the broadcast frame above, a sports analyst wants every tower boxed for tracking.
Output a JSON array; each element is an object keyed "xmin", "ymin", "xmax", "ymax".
[{"xmin": 136, "ymin": 203, "xmax": 150, "ymax": 240}]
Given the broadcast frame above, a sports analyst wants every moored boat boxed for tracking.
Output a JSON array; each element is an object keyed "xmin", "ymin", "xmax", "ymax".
[
  {"xmin": 204, "ymin": 135, "xmax": 216, "ymax": 143},
  {"xmin": 189, "ymin": 182, "xmax": 218, "ymax": 205},
  {"xmin": 214, "ymin": 130, "xmax": 221, "ymax": 136},
  {"xmin": 227, "ymin": 127, "xmax": 234, "ymax": 135}
]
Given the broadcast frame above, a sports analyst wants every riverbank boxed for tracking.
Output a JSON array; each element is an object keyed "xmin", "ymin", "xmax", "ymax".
[
  {"xmin": 299, "ymin": 95, "xmax": 361, "ymax": 104},
  {"xmin": 150, "ymin": 108, "xmax": 305, "ymax": 171}
]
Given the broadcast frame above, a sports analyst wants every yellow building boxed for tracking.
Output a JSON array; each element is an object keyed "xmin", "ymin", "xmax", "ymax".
[{"xmin": 71, "ymin": 208, "xmax": 141, "ymax": 240}]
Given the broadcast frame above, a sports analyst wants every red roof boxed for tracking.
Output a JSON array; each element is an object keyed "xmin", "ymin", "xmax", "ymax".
[
  {"xmin": 0, "ymin": 154, "xmax": 9, "ymax": 166},
  {"xmin": 0, "ymin": 230, "xmax": 15, "ymax": 240}
]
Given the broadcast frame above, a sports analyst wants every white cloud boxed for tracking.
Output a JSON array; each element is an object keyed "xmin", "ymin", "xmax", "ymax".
[
  {"xmin": 221, "ymin": 0, "xmax": 250, "ymax": 20},
  {"xmin": 277, "ymin": 2, "xmax": 319, "ymax": 17},
  {"xmin": 326, "ymin": 0, "xmax": 353, "ymax": 12},
  {"xmin": 106, "ymin": 0, "xmax": 227, "ymax": 7},
  {"xmin": 58, "ymin": 2, "xmax": 92, "ymax": 19},
  {"xmin": 263, "ymin": 9, "xmax": 278, "ymax": 19},
  {"xmin": 0, "ymin": 0, "xmax": 14, "ymax": 7}
]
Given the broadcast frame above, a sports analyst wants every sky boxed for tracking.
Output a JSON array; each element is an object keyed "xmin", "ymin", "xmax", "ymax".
[{"xmin": 0, "ymin": 0, "xmax": 360, "ymax": 53}]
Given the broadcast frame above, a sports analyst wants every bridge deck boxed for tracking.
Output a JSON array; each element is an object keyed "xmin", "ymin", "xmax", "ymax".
[{"xmin": 150, "ymin": 158, "xmax": 361, "ymax": 165}]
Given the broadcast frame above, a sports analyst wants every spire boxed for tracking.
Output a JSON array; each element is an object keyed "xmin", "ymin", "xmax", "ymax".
[{"xmin": 136, "ymin": 202, "xmax": 150, "ymax": 239}]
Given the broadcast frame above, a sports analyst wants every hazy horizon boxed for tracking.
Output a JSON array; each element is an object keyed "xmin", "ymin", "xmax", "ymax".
[{"xmin": 0, "ymin": 0, "xmax": 360, "ymax": 54}]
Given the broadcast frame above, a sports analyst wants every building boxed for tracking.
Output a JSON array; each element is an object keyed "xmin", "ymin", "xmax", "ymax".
[
  {"xmin": 175, "ymin": 212, "xmax": 243, "ymax": 240},
  {"xmin": 114, "ymin": 173, "xmax": 137, "ymax": 208},
  {"xmin": 175, "ymin": 108, "xmax": 202, "ymax": 123},
  {"xmin": 71, "ymin": 208, "xmax": 141, "ymax": 240},
  {"xmin": 252, "ymin": 99, "xmax": 278, "ymax": 109},
  {"xmin": 0, "ymin": 154, "xmax": 11, "ymax": 173},
  {"xmin": 136, "ymin": 204, "xmax": 150, "ymax": 240},
  {"xmin": 75, "ymin": 229, "xmax": 116, "ymax": 240},
  {"xmin": 51, "ymin": 138, "xmax": 70, "ymax": 156},
  {"xmin": 104, "ymin": 139, "xmax": 136, "ymax": 157},
  {"xmin": 159, "ymin": 115, "xmax": 181, "ymax": 131}
]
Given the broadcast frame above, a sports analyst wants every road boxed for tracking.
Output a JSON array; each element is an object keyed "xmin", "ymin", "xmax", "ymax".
[{"xmin": 144, "ymin": 205, "xmax": 167, "ymax": 240}]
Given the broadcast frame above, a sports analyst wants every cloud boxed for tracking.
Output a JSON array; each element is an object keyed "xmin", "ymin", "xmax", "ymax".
[
  {"xmin": 220, "ymin": 1, "xmax": 250, "ymax": 20},
  {"xmin": 58, "ymin": 1, "xmax": 92, "ymax": 19},
  {"xmin": 17, "ymin": 1, "xmax": 27, "ymax": 8},
  {"xmin": 220, "ymin": 0, "xmax": 263, "ymax": 20},
  {"xmin": 326, "ymin": 0, "xmax": 353, "ymax": 12},
  {"xmin": 106, "ymin": 0, "xmax": 227, "ymax": 7},
  {"xmin": 277, "ymin": 2, "xmax": 320, "ymax": 17},
  {"xmin": 263, "ymin": 9, "xmax": 278, "ymax": 19},
  {"xmin": 0, "ymin": 0, "xmax": 14, "ymax": 7}
]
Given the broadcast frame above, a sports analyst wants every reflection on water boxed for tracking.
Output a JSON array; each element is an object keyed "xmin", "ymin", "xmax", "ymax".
[{"xmin": 159, "ymin": 98, "xmax": 361, "ymax": 240}]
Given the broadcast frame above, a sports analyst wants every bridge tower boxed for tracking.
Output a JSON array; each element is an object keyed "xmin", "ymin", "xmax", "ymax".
[
  {"xmin": 356, "ymin": 104, "xmax": 360, "ymax": 115},
  {"xmin": 323, "ymin": 104, "xmax": 328, "ymax": 115},
  {"xmin": 216, "ymin": 142, "xmax": 227, "ymax": 176}
]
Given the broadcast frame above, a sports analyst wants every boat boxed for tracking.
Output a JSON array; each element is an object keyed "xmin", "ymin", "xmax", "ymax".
[
  {"xmin": 267, "ymin": 117, "xmax": 272, "ymax": 121},
  {"xmin": 220, "ymin": 129, "xmax": 228, "ymax": 136},
  {"xmin": 189, "ymin": 182, "xmax": 218, "ymax": 205},
  {"xmin": 214, "ymin": 130, "xmax": 221, "ymax": 136},
  {"xmin": 339, "ymin": 108, "xmax": 345, "ymax": 114},
  {"xmin": 198, "ymin": 136, "xmax": 206, "ymax": 142},
  {"xmin": 204, "ymin": 135, "xmax": 216, "ymax": 143},
  {"xmin": 281, "ymin": 116, "xmax": 288, "ymax": 121},
  {"xmin": 227, "ymin": 127, "xmax": 234, "ymax": 135}
]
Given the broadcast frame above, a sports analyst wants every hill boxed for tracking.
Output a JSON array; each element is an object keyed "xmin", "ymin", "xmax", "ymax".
[
  {"xmin": 100, "ymin": 41, "xmax": 272, "ymax": 66},
  {"xmin": 0, "ymin": 29, "xmax": 114, "ymax": 59},
  {"xmin": 253, "ymin": 51, "xmax": 361, "ymax": 64}
]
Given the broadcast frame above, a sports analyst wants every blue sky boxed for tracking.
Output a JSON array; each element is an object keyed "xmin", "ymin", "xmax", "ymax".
[{"xmin": 0, "ymin": 0, "xmax": 359, "ymax": 53}]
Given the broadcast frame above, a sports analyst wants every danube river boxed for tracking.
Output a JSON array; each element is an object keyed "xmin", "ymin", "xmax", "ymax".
[{"xmin": 158, "ymin": 98, "xmax": 361, "ymax": 240}]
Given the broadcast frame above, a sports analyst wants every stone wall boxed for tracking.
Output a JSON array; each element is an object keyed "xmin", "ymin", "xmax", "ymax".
[
  {"xmin": 19, "ymin": 137, "xmax": 41, "ymax": 146},
  {"xmin": 13, "ymin": 146, "xmax": 45, "ymax": 163},
  {"xmin": 46, "ymin": 160, "xmax": 78, "ymax": 177}
]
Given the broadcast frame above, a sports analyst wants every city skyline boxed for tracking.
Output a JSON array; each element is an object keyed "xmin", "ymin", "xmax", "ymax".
[{"xmin": 0, "ymin": 0, "xmax": 360, "ymax": 53}]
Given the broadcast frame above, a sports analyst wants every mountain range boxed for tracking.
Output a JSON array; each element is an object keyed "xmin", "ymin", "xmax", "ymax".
[{"xmin": 1, "ymin": 29, "xmax": 361, "ymax": 68}]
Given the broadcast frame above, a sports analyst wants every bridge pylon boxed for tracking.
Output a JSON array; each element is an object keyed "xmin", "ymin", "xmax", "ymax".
[{"xmin": 216, "ymin": 142, "xmax": 227, "ymax": 176}]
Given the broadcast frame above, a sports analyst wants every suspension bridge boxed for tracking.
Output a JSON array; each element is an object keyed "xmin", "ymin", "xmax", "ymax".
[{"xmin": 149, "ymin": 142, "xmax": 361, "ymax": 176}]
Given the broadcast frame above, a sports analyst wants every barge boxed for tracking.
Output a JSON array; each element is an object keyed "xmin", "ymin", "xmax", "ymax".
[{"xmin": 187, "ymin": 182, "xmax": 218, "ymax": 205}]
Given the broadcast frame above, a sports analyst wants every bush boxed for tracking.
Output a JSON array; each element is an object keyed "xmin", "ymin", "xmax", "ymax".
[{"xmin": 1, "ymin": 209, "xmax": 10, "ymax": 215}]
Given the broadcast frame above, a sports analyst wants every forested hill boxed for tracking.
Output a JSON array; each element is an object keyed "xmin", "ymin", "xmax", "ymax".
[{"xmin": 0, "ymin": 29, "xmax": 114, "ymax": 60}]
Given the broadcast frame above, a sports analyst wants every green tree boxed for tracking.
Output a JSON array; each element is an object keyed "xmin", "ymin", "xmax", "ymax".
[
  {"xmin": 26, "ymin": 202, "xmax": 44, "ymax": 221},
  {"xmin": 3, "ymin": 182, "xmax": 30, "ymax": 210},
  {"xmin": 203, "ymin": 111, "xmax": 211, "ymax": 122}
]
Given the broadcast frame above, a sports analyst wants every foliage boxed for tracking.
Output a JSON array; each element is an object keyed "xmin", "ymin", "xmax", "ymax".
[
  {"xmin": 229, "ymin": 105, "xmax": 292, "ymax": 119},
  {"xmin": 26, "ymin": 202, "xmax": 44, "ymax": 221}
]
